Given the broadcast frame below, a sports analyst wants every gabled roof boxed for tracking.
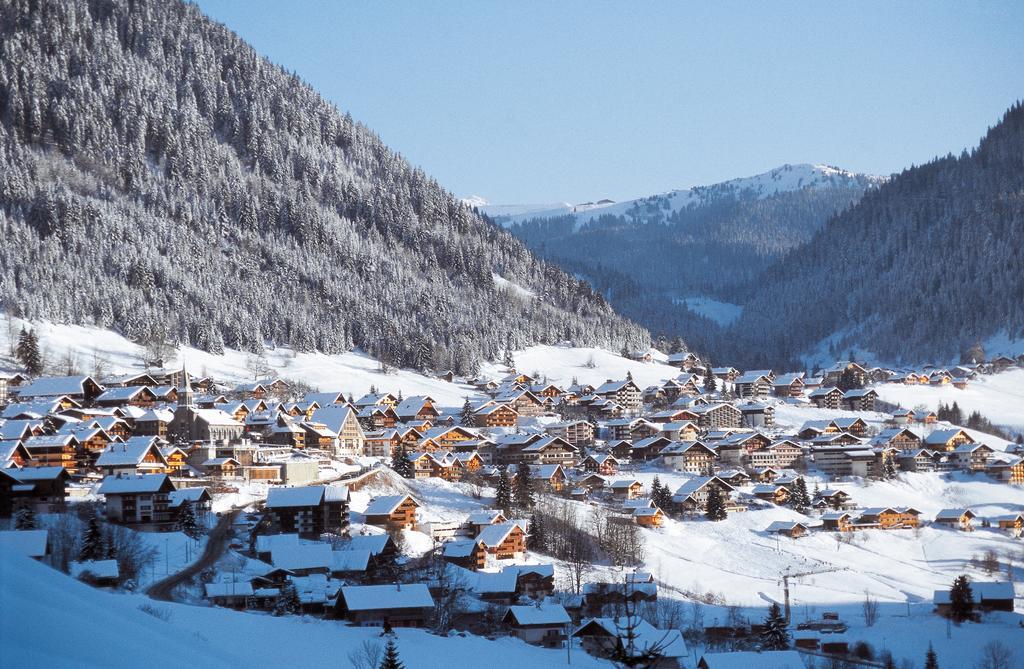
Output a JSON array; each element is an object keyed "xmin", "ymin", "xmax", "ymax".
[
  {"xmin": 477, "ymin": 521, "xmax": 524, "ymax": 548},
  {"xmin": 0, "ymin": 529, "xmax": 49, "ymax": 557},
  {"xmin": 16, "ymin": 376, "xmax": 102, "ymax": 398},
  {"xmin": 98, "ymin": 473, "xmax": 174, "ymax": 495},
  {"xmin": 698, "ymin": 651, "xmax": 804, "ymax": 669},
  {"xmin": 265, "ymin": 486, "xmax": 327, "ymax": 508},
  {"xmin": 504, "ymin": 603, "xmax": 570, "ymax": 626},
  {"xmin": 95, "ymin": 437, "xmax": 166, "ymax": 467},
  {"xmin": 364, "ymin": 494, "xmax": 417, "ymax": 516},
  {"xmin": 339, "ymin": 583, "xmax": 434, "ymax": 611}
]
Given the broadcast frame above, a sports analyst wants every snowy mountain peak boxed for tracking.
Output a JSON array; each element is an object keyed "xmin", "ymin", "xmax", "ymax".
[{"xmin": 485, "ymin": 163, "xmax": 886, "ymax": 227}]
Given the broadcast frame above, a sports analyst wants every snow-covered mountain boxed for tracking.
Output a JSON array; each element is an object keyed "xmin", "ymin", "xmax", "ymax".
[{"xmin": 482, "ymin": 163, "xmax": 885, "ymax": 227}]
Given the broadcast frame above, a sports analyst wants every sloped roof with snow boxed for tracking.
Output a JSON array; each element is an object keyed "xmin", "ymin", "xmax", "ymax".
[
  {"xmin": 339, "ymin": 583, "xmax": 434, "ymax": 611},
  {"xmin": 504, "ymin": 603, "xmax": 570, "ymax": 626},
  {"xmin": 0, "ymin": 529, "xmax": 48, "ymax": 557},
  {"xmin": 266, "ymin": 486, "xmax": 326, "ymax": 508},
  {"xmin": 699, "ymin": 651, "xmax": 804, "ymax": 669}
]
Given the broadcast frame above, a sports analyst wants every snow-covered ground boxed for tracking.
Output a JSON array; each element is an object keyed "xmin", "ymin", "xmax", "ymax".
[
  {"xmin": 671, "ymin": 295, "xmax": 742, "ymax": 327},
  {"xmin": 874, "ymin": 369, "xmax": 1024, "ymax": 435},
  {"xmin": 0, "ymin": 549, "xmax": 609, "ymax": 669}
]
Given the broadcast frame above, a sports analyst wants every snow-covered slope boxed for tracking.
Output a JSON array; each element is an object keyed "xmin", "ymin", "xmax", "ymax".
[
  {"xmin": 485, "ymin": 164, "xmax": 885, "ymax": 227},
  {"xmin": 0, "ymin": 549, "xmax": 609, "ymax": 669}
]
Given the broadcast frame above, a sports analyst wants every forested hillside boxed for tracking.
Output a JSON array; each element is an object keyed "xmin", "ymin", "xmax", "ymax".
[
  {"xmin": 503, "ymin": 166, "xmax": 878, "ymax": 348},
  {"xmin": 0, "ymin": 0, "xmax": 647, "ymax": 374},
  {"xmin": 726, "ymin": 102, "xmax": 1024, "ymax": 368}
]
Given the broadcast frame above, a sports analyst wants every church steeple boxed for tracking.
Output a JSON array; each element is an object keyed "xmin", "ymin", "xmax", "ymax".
[{"xmin": 180, "ymin": 364, "xmax": 195, "ymax": 408}]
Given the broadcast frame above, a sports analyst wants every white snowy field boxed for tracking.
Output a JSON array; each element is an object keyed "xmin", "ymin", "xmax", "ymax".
[
  {"xmin": 671, "ymin": 295, "xmax": 742, "ymax": 327},
  {"xmin": 874, "ymin": 369, "xmax": 1024, "ymax": 435},
  {"xmin": 0, "ymin": 314, "xmax": 680, "ymax": 408},
  {"xmin": 0, "ymin": 550, "xmax": 609, "ymax": 669}
]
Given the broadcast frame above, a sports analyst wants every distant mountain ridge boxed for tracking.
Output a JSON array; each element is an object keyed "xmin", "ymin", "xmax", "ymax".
[
  {"xmin": 493, "ymin": 164, "xmax": 882, "ymax": 356},
  {"xmin": 479, "ymin": 163, "xmax": 885, "ymax": 227}
]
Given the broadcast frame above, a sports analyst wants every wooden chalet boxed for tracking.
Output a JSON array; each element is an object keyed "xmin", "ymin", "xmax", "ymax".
[
  {"xmin": 363, "ymin": 494, "xmax": 419, "ymax": 530},
  {"xmin": 263, "ymin": 484, "xmax": 350, "ymax": 537},
  {"xmin": 335, "ymin": 584, "xmax": 435, "ymax": 627},
  {"xmin": 477, "ymin": 521, "xmax": 526, "ymax": 560}
]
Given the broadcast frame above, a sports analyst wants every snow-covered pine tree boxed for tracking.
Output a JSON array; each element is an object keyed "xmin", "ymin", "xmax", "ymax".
[
  {"xmin": 175, "ymin": 501, "xmax": 201, "ymax": 540},
  {"xmin": 527, "ymin": 512, "xmax": 546, "ymax": 552},
  {"xmin": 949, "ymin": 574, "xmax": 974, "ymax": 622},
  {"xmin": 650, "ymin": 476, "xmax": 663, "ymax": 508},
  {"xmin": 16, "ymin": 328, "xmax": 43, "ymax": 376},
  {"xmin": 705, "ymin": 485, "xmax": 727, "ymax": 521},
  {"xmin": 703, "ymin": 368, "xmax": 716, "ymax": 393},
  {"xmin": 924, "ymin": 643, "xmax": 938, "ymax": 669},
  {"xmin": 390, "ymin": 449, "xmax": 413, "ymax": 479},
  {"xmin": 459, "ymin": 399, "xmax": 475, "ymax": 427},
  {"xmin": 79, "ymin": 513, "xmax": 106, "ymax": 561},
  {"xmin": 792, "ymin": 477, "xmax": 810, "ymax": 513},
  {"xmin": 379, "ymin": 636, "xmax": 405, "ymax": 669},
  {"xmin": 494, "ymin": 466, "xmax": 513, "ymax": 515},
  {"xmin": 759, "ymin": 602, "xmax": 790, "ymax": 650},
  {"xmin": 14, "ymin": 506, "xmax": 37, "ymax": 530},
  {"xmin": 272, "ymin": 581, "xmax": 301, "ymax": 616}
]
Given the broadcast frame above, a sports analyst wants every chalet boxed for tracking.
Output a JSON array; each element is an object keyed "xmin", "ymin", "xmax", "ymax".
[
  {"xmin": 95, "ymin": 437, "xmax": 169, "ymax": 476},
  {"xmin": 474, "ymin": 403, "xmax": 519, "ymax": 428},
  {"xmin": 357, "ymin": 405, "xmax": 400, "ymax": 430},
  {"xmin": 395, "ymin": 396, "xmax": 439, "ymax": 423},
  {"xmin": 659, "ymin": 440, "xmax": 716, "ymax": 474},
  {"xmin": 813, "ymin": 488, "xmax": 854, "ymax": 511},
  {"xmin": 363, "ymin": 494, "xmax": 419, "ymax": 530},
  {"xmin": 271, "ymin": 543, "xmax": 333, "ymax": 576},
  {"xmin": 477, "ymin": 521, "xmax": 526, "ymax": 560},
  {"xmin": 649, "ymin": 408, "xmax": 699, "ymax": 424},
  {"xmin": 772, "ymin": 373, "xmax": 805, "ymax": 398},
  {"xmin": 335, "ymin": 583, "xmax": 435, "ymax": 627},
  {"xmin": 503, "ymin": 603, "xmax": 571, "ymax": 647},
  {"xmin": 953, "ymin": 443, "xmax": 994, "ymax": 471},
  {"xmin": 659, "ymin": 420, "xmax": 700, "ymax": 442},
  {"xmin": 520, "ymin": 436, "xmax": 577, "ymax": 467},
  {"xmin": 0, "ymin": 529, "xmax": 50, "ymax": 559},
  {"xmin": 713, "ymin": 367, "xmax": 740, "ymax": 382},
  {"xmin": 302, "ymin": 422, "xmax": 339, "ymax": 452},
  {"xmin": 733, "ymin": 373, "xmax": 771, "ymax": 399},
  {"xmin": 715, "ymin": 431, "xmax": 771, "ymax": 466},
  {"xmin": 607, "ymin": 439, "xmax": 633, "ymax": 460},
  {"xmin": 672, "ymin": 477, "xmax": 735, "ymax": 512},
  {"xmin": 202, "ymin": 457, "xmax": 241, "ymax": 477},
  {"xmin": 574, "ymin": 472, "xmax": 607, "ymax": 492},
  {"xmin": 309, "ymin": 405, "xmax": 365, "ymax": 456},
  {"xmin": 630, "ymin": 435, "xmax": 673, "ymax": 461},
  {"xmin": 23, "ymin": 434, "xmax": 80, "ymax": 472},
  {"xmin": 753, "ymin": 484, "xmax": 790, "ymax": 505},
  {"xmin": 934, "ymin": 508, "xmax": 975, "ymax": 531},
  {"xmin": 715, "ymin": 469, "xmax": 751, "ymax": 487},
  {"xmin": 94, "ymin": 385, "xmax": 157, "ymax": 409},
  {"xmin": 808, "ymin": 386, "xmax": 844, "ymax": 410},
  {"xmin": 0, "ymin": 441, "xmax": 32, "ymax": 468},
  {"xmin": 98, "ymin": 473, "xmax": 176, "ymax": 525},
  {"xmin": 821, "ymin": 511, "xmax": 853, "ymax": 532},
  {"xmin": 633, "ymin": 506, "xmax": 665, "ymax": 527},
  {"xmin": 924, "ymin": 428, "xmax": 974, "ymax": 452},
  {"xmin": 891, "ymin": 408, "xmax": 914, "ymax": 425},
  {"xmin": 934, "ymin": 581, "xmax": 1014, "ymax": 616},
  {"xmin": 15, "ymin": 375, "xmax": 104, "ymax": 402},
  {"xmin": 857, "ymin": 507, "xmax": 921, "ymax": 529},
  {"xmin": 134, "ymin": 408, "xmax": 174, "ymax": 438},
  {"xmin": 748, "ymin": 440, "xmax": 802, "ymax": 469},
  {"xmin": 531, "ymin": 464, "xmax": 567, "ymax": 491},
  {"xmin": 832, "ymin": 417, "xmax": 869, "ymax": 438},
  {"xmin": 809, "ymin": 431, "xmax": 862, "ymax": 447},
  {"xmin": 738, "ymin": 402, "xmax": 774, "ymax": 429},
  {"xmin": 609, "ymin": 479, "xmax": 644, "ymax": 500},
  {"xmin": 546, "ymin": 419, "xmax": 595, "ymax": 446},
  {"xmin": 811, "ymin": 446, "xmax": 875, "ymax": 478},
  {"xmin": 442, "ymin": 538, "xmax": 487, "ymax": 570},
  {"xmin": 986, "ymin": 456, "xmax": 1024, "ymax": 484},
  {"xmin": 263, "ymin": 485, "xmax": 350, "ymax": 537},
  {"xmin": 574, "ymin": 617, "xmax": 687, "ymax": 668},
  {"xmin": 897, "ymin": 448, "xmax": 940, "ymax": 473},
  {"xmin": 991, "ymin": 513, "xmax": 1023, "ymax": 534},
  {"xmin": 495, "ymin": 389, "xmax": 546, "ymax": 418},
  {"xmin": 842, "ymin": 388, "xmax": 878, "ymax": 412},
  {"xmin": 606, "ymin": 417, "xmax": 660, "ymax": 442},
  {"xmin": 765, "ymin": 520, "xmax": 809, "ymax": 538},
  {"xmin": 871, "ymin": 427, "xmax": 922, "ymax": 451},
  {"xmin": 667, "ymin": 351, "xmax": 701, "ymax": 370},
  {"xmin": 689, "ymin": 403, "xmax": 742, "ymax": 429},
  {"xmin": 467, "ymin": 509, "xmax": 507, "ymax": 537},
  {"xmin": 594, "ymin": 379, "xmax": 643, "ymax": 414},
  {"xmin": 580, "ymin": 452, "xmax": 619, "ymax": 475},
  {"xmin": 504, "ymin": 563, "xmax": 556, "ymax": 600},
  {"xmin": 2, "ymin": 466, "xmax": 69, "ymax": 514},
  {"xmin": 168, "ymin": 486, "xmax": 212, "ymax": 516}
]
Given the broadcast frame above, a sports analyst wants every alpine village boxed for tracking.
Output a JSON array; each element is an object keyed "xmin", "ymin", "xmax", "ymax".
[{"xmin": 0, "ymin": 2, "xmax": 1022, "ymax": 669}]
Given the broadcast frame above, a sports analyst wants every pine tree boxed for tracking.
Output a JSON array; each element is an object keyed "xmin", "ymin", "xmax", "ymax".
[
  {"xmin": 272, "ymin": 581, "xmax": 301, "ymax": 616},
  {"xmin": 792, "ymin": 477, "xmax": 810, "ymax": 513},
  {"xmin": 626, "ymin": 369, "xmax": 634, "ymax": 381},
  {"xmin": 883, "ymin": 453, "xmax": 898, "ymax": 479},
  {"xmin": 14, "ymin": 506, "xmax": 37, "ymax": 530},
  {"xmin": 527, "ymin": 511, "xmax": 547, "ymax": 552},
  {"xmin": 948, "ymin": 574, "xmax": 974, "ymax": 623},
  {"xmin": 390, "ymin": 449, "xmax": 413, "ymax": 478},
  {"xmin": 759, "ymin": 602, "xmax": 790, "ymax": 650},
  {"xmin": 379, "ymin": 636, "xmax": 405, "ymax": 669},
  {"xmin": 494, "ymin": 466, "xmax": 513, "ymax": 514},
  {"xmin": 513, "ymin": 463, "xmax": 534, "ymax": 510},
  {"xmin": 175, "ymin": 500, "xmax": 201, "ymax": 540},
  {"xmin": 703, "ymin": 368, "xmax": 717, "ymax": 393},
  {"xmin": 16, "ymin": 328, "xmax": 43, "ymax": 376},
  {"xmin": 503, "ymin": 348, "xmax": 515, "ymax": 370},
  {"xmin": 650, "ymin": 476, "xmax": 663, "ymax": 508},
  {"xmin": 924, "ymin": 643, "xmax": 939, "ymax": 669},
  {"xmin": 459, "ymin": 398, "xmax": 475, "ymax": 427},
  {"xmin": 79, "ymin": 513, "xmax": 106, "ymax": 561},
  {"xmin": 705, "ymin": 486, "xmax": 727, "ymax": 521},
  {"xmin": 669, "ymin": 336, "xmax": 684, "ymax": 354}
]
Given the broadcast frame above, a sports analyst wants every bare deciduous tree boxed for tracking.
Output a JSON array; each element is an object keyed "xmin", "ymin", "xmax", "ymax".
[
  {"xmin": 347, "ymin": 639, "xmax": 383, "ymax": 669},
  {"xmin": 976, "ymin": 640, "xmax": 1016, "ymax": 669},
  {"xmin": 862, "ymin": 590, "xmax": 879, "ymax": 627}
]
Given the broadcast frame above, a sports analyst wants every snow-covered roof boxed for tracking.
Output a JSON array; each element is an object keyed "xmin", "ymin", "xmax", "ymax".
[
  {"xmin": 205, "ymin": 582, "xmax": 254, "ymax": 598},
  {"xmin": 477, "ymin": 521, "xmax": 522, "ymax": 548},
  {"xmin": 933, "ymin": 581, "xmax": 1014, "ymax": 604},
  {"xmin": 505, "ymin": 603, "xmax": 570, "ymax": 626},
  {"xmin": 16, "ymin": 376, "xmax": 101, "ymax": 398},
  {"xmin": 574, "ymin": 617, "xmax": 687, "ymax": 658},
  {"xmin": 265, "ymin": 486, "xmax": 327, "ymax": 508},
  {"xmin": 364, "ymin": 494, "xmax": 416, "ymax": 516},
  {"xmin": 0, "ymin": 529, "xmax": 48, "ymax": 557},
  {"xmin": 98, "ymin": 473, "xmax": 172, "ymax": 494},
  {"xmin": 698, "ymin": 651, "xmax": 804, "ymax": 669},
  {"xmin": 70, "ymin": 559, "xmax": 119, "ymax": 580},
  {"xmin": 339, "ymin": 583, "xmax": 434, "ymax": 611},
  {"xmin": 272, "ymin": 543, "xmax": 333, "ymax": 571},
  {"xmin": 331, "ymin": 549, "xmax": 370, "ymax": 572}
]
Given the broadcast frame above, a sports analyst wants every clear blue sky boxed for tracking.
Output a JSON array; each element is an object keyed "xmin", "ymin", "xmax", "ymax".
[{"xmin": 197, "ymin": 1, "xmax": 1023, "ymax": 204}]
